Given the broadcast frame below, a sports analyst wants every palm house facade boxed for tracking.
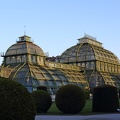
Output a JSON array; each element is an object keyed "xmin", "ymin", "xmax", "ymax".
[
  {"xmin": 59, "ymin": 34, "xmax": 120, "ymax": 91},
  {"xmin": 0, "ymin": 35, "xmax": 88, "ymax": 94}
]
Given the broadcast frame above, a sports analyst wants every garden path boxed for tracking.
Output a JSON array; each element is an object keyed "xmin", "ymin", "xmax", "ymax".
[{"xmin": 35, "ymin": 114, "xmax": 120, "ymax": 120}]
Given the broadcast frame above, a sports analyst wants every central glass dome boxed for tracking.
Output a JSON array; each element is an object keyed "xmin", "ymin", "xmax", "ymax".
[
  {"xmin": 5, "ymin": 35, "xmax": 44, "ymax": 57},
  {"xmin": 4, "ymin": 35, "xmax": 45, "ymax": 66}
]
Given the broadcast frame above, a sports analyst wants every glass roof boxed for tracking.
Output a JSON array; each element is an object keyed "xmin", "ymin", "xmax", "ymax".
[
  {"xmin": 60, "ymin": 36, "xmax": 120, "ymax": 64},
  {"xmin": 2, "ymin": 34, "xmax": 120, "ymax": 93},
  {"xmin": 5, "ymin": 35, "xmax": 45, "ymax": 56},
  {"xmin": 8, "ymin": 63, "xmax": 89, "ymax": 93}
]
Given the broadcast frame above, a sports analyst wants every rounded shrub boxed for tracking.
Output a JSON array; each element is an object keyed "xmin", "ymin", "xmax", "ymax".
[
  {"xmin": 37, "ymin": 85, "xmax": 47, "ymax": 92},
  {"xmin": 92, "ymin": 84, "xmax": 119, "ymax": 112},
  {"xmin": 119, "ymin": 89, "xmax": 120, "ymax": 98},
  {"xmin": 31, "ymin": 90, "xmax": 52, "ymax": 113},
  {"xmin": 0, "ymin": 77, "xmax": 36, "ymax": 120},
  {"xmin": 55, "ymin": 84, "xmax": 86, "ymax": 114}
]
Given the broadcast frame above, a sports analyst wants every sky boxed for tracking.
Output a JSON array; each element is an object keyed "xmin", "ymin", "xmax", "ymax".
[{"xmin": 0, "ymin": 0, "xmax": 120, "ymax": 64}]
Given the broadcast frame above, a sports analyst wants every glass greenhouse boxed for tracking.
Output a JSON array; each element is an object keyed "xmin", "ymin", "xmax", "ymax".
[
  {"xmin": 60, "ymin": 34, "xmax": 120, "ymax": 91},
  {"xmin": 0, "ymin": 35, "xmax": 89, "ymax": 94},
  {"xmin": 1, "ymin": 34, "xmax": 120, "ymax": 94}
]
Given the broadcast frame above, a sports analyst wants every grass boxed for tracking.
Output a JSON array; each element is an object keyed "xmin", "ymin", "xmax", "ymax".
[
  {"xmin": 37, "ymin": 99, "xmax": 94, "ymax": 115},
  {"xmin": 37, "ymin": 99, "xmax": 120, "ymax": 115}
]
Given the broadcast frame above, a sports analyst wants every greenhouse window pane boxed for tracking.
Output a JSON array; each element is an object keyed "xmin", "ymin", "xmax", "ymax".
[
  {"xmin": 62, "ymin": 81, "xmax": 69, "ymax": 85},
  {"xmin": 38, "ymin": 80, "xmax": 47, "ymax": 86},
  {"xmin": 52, "ymin": 74, "xmax": 60, "ymax": 80},
  {"xmin": 58, "ymin": 75, "xmax": 67, "ymax": 81},
  {"xmin": 56, "ymin": 81, "xmax": 62, "ymax": 86},
  {"xmin": 44, "ymin": 73, "xmax": 53, "ymax": 79},
  {"xmin": 47, "ymin": 81, "xmax": 54, "ymax": 86},
  {"xmin": 34, "ymin": 73, "xmax": 44, "ymax": 78},
  {"xmin": 26, "ymin": 87, "xmax": 33, "ymax": 92}
]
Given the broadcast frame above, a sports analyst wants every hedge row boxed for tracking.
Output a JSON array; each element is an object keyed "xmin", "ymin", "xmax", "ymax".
[{"xmin": 0, "ymin": 77, "xmax": 119, "ymax": 118}]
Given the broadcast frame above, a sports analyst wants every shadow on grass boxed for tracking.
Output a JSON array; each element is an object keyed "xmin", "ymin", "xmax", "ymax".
[
  {"xmin": 37, "ymin": 99, "xmax": 120, "ymax": 116},
  {"xmin": 37, "ymin": 99, "xmax": 105, "ymax": 115}
]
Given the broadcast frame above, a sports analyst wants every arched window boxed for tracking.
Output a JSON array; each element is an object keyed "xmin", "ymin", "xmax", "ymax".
[
  {"xmin": 31, "ymin": 55, "xmax": 36, "ymax": 63},
  {"xmin": 22, "ymin": 55, "xmax": 26, "ymax": 62},
  {"xmin": 11, "ymin": 56, "xmax": 16, "ymax": 63},
  {"xmin": 17, "ymin": 56, "xmax": 21, "ymax": 63},
  {"xmin": 6, "ymin": 57, "xmax": 10, "ymax": 64}
]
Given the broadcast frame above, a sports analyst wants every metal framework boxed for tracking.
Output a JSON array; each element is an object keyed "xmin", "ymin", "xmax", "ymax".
[
  {"xmin": 0, "ymin": 35, "xmax": 89, "ymax": 94},
  {"xmin": 60, "ymin": 35, "xmax": 120, "ymax": 90}
]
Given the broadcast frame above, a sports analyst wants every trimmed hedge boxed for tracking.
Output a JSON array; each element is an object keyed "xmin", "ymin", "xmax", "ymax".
[
  {"xmin": 0, "ymin": 77, "xmax": 36, "ymax": 120},
  {"xmin": 92, "ymin": 85, "xmax": 119, "ymax": 112},
  {"xmin": 55, "ymin": 84, "xmax": 86, "ymax": 114},
  {"xmin": 119, "ymin": 89, "xmax": 120, "ymax": 98},
  {"xmin": 31, "ymin": 90, "xmax": 52, "ymax": 113}
]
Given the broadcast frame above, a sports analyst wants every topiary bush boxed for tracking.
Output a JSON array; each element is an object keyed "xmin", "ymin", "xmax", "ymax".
[
  {"xmin": 55, "ymin": 84, "xmax": 86, "ymax": 114},
  {"xmin": 0, "ymin": 77, "xmax": 36, "ymax": 120},
  {"xmin": 119, "ymin": 89, "xmax": 120, "ymax": 98},
  {"xmin": 92, "ymin": 84, "xmax": 119, "ymax": 112},
  {"xmin": 37, "ymin": 85, "xmax": 47, "ymax": 92},
  {"xmin": 31, "ymin": 90, "xmax": 52, "ymax": 113}
]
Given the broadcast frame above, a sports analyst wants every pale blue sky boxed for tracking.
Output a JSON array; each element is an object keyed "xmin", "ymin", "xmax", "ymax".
[{"xmin": 0, "ymin": 0, "xmax": 120, "ymax": 64}]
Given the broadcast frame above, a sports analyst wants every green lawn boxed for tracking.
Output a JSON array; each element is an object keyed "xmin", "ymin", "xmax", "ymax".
[
  {"xmin": 37, "ymin": 99, "xmax": 120, "ymax": 115},
  {"xmin": 38, "ymin": 99, "xmax": 93, "ymax": 115}
]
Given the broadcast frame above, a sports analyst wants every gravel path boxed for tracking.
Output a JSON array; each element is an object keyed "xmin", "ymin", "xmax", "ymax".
[{"xmin": 35, "ymin": 114, "xmax": 120, "ymax": 120}]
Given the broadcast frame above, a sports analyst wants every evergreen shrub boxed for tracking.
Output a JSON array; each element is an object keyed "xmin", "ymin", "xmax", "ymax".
[
  {"xmin": 31, "ymin": 90, "xmax": 52, "ymax": 113},
  {"xmin": 55, "ymin": 84, "xmax": 86, "ymax": 114},
  {"xmin": 0, "ymin": 77, "xmax": 36, "ymax": 120},
  {"xmin": 92, "ymin": 84, "xmax": 119, "ymax": 112},
  {"xmin": 119, "ymin": 89, "xmax": 120, "ymax": 98}
]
